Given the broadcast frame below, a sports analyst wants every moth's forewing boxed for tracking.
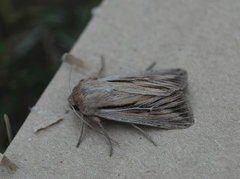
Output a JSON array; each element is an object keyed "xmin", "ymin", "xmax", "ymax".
[
  {"xmin": 101, "ymin": 68, "xmax": 188, "ymax": 91},
  {"xmin": 95, "ymin": 91, "xmax": 193, "ymax": 129},
  {"xmin": 71, "ymin": 69, "xmax": 193, "ymax": 129}
]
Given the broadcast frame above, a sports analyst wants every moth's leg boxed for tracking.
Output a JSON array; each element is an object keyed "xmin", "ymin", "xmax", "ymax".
[
  {"xmin": 100, "ymin": 123, "xmax": 113, "ymax": 157},
  {"xmin": 62, "ymin": 53, "xmax": 84, "ymax": 68},
  {"xmin": 91, "ymin": 55, "xmax": 105, "ymax": 79},
  {"xmin": 97, "ymin": 55, "xmax": 105, "ymax": 78},
  {"xmin": 92, "ymin": 117, "xmax": 113, "ymax": 156},
  {"xmin": 131, "ymin": 124, "xmax": 157, "ymax": 146},
  {"xmin": 76, "ymin": 120, "xmax": 85, "ymax": 148},
  {"xmin": 146, "ymin": 61, "xmax": 156, "ymax": 71}
]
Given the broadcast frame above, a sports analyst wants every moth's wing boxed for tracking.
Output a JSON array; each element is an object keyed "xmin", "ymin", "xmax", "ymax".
[
  {"xmin": 94, "ymin": 91, "xmax": 194, "ymax": 129},
  {"xmin": 101, "ymin": 69, "xmax": 188, "ymax": 95},
  {"xmin": 93, "ymin": 68, "xmax": 193, "ymax": 129},
  {"xmin": 80, "ymin": 69, "xmax": 188, "ymax": 110}
]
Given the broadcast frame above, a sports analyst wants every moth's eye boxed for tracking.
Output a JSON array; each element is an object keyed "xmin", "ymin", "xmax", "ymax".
[{"xmin": 73, "ymin": 105, "xmax": 79, "ymax": 111}]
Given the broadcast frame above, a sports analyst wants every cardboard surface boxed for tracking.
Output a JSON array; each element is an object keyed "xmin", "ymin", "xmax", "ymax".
[{"xmin": 1, "ymin": 0, "xmax": 240, "ymax": 178}]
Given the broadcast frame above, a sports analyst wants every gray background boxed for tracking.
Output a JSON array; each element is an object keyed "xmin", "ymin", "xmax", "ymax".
[{"xmin": 1, "ymin": 0, "xmax": 240, "ymax": 178}]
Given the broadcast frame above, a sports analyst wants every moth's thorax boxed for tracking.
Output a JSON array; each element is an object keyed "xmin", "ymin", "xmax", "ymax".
[
  {"xmin": 69, "ymin": 80, "xmax": 97, "ymax": 115},
  {"xmin": 69, "ymin": 79, "xmax": 125, "ymax": 115}
]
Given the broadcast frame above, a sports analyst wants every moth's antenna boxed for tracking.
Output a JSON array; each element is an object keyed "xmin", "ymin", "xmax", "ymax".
[
  {"xmin": 68, "ymin": 65, "xmax": 73, "ymax": 95},
  {"xmin": 70, "ymin": 105, "xmax": 94, "ymax": 129},
  {"xmin": 97, "ymin": 55, "xmax": 105, "ymax": 78},
  {"xmin": 70, "ymin": 105, "xmax": 108, "ymax": 136},
  {"xmin": 62, "ymin": 53, "xmax": 73, "ymax": 95},
  {"xmin": 146, "ymin": 61, "xmax": 156, "ymax": 71}
]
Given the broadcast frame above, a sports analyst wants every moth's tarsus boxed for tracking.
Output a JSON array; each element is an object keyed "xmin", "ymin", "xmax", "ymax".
[
  {"xmin": 96, "ymin": 119, "xmax": 113, "ymax": 157},
  {"xmin": 76, "ymin": 121, "xmax": 85, "ymax": 148},
  {"xmin": 131, "ymin": 124, "xmax": 157, "ymax": 146},
  {"xmin": 146, "ymin": 61, "xmax": 156, "ymax": 71}
]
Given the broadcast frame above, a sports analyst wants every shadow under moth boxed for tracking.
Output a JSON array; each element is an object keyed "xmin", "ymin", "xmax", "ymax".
[{"xmin": 65, "ymin": 54, "xmax": 194, "ymax": 156}]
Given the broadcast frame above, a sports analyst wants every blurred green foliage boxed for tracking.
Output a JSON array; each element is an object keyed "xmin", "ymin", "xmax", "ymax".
[{"xmin": 0, "ymin": 0, "xmax": 102, "ymax": 152}]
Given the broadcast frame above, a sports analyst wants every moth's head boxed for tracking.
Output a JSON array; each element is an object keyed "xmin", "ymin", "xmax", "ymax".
[
  {"xmin": 68, "ymin": 95, "xmax": 77, "ymax": 111},
  {"xmin": 68, "ymin": 84, "xmax": 81, "ymax": 111}
]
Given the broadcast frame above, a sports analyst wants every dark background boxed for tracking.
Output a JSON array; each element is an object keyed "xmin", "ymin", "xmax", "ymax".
[{"xmin": 0, "ymin": 0, "xmax": 102, "ymax": 152}]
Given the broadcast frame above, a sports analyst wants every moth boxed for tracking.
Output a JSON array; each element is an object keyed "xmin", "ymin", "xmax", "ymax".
[{"xmin": 65, "ymin": 54, "xmax": 194, "ymax": 156}]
